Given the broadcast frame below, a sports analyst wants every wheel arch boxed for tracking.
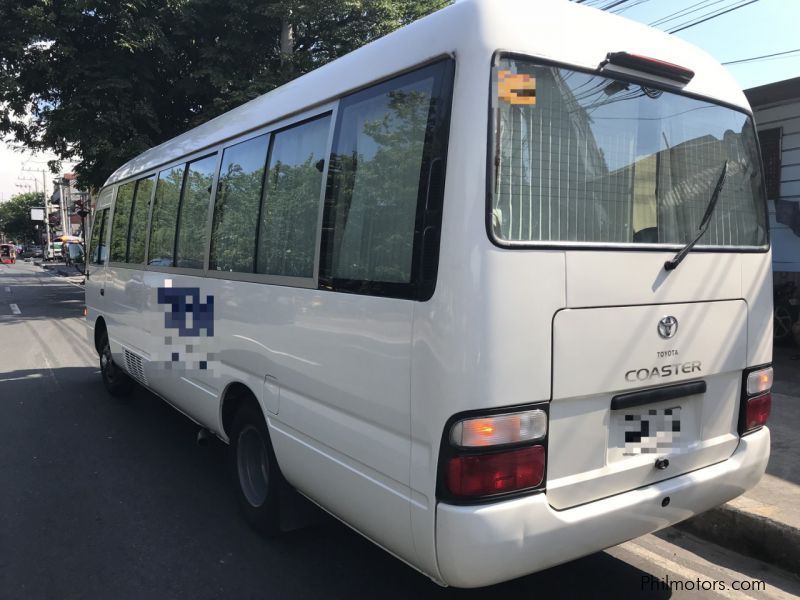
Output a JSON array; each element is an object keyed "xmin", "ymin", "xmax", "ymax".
[
  {"xmin": 94, "ymin": 316, "xmax": 108, "ymax": 355},
  {"xmin": 220, "ymin": 381, "xmax": 263, "ymax": 442}
]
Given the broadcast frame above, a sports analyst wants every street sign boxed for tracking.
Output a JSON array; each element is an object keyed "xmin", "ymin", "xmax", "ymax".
[{"xmin": 30, "ymin": 207, "xmax": 45, "ymax": 221}]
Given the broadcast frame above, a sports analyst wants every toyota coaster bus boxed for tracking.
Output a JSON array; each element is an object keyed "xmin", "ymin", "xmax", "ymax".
[{"xmin": 85, "ymin": 0, "xmax": 772, "ymax": 587}]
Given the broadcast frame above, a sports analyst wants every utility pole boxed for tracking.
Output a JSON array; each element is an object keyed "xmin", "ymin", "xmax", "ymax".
[
  {"xmin": 42, "ymin": 169, "xmax": 51, "ymax": 258},
  {"xmin": 56, "ymin": 178, "xmax": 69, "ymax": 236},
  {"xmin": 22, "ymin": 165, "xmax": 51, "ymax": 260}
]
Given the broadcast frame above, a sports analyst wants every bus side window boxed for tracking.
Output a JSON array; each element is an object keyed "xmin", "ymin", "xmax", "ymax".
[
  {"xmin": 89, "ymin": 210, "xmax": 103, "ymax": 264},
  {"xmin": 210, "ymin": 134, "xmax": 270, "ymax": 273},
  {"xmin": 109, "ymin": 182, "xmax": 135, "ymax": 263},
  {"xmin": 175, "ymin": 154, "xmax": 217, "ymax": 269},
  {"xmin": 256, "ymin": 114, "xmax": 331, "ymax": 278},
  {"xmin": 127, "ymin": 176, "xmax": 155, "ymax": 264},
  {"xmin": 320, "ymin": 59, "xmax": 453, "ymax": 299},
  {"xmin": 148, "ymin": 165, "xmax": 185, "ymax": 267},
  {"xmin": 90, "ymin": 208, "xmax": 110, "ymax": 265}
]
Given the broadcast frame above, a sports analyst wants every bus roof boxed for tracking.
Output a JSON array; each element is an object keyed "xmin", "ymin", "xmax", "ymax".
[{"xmin": 104, "ymin": 0, "xmax": 748, "ymax": 188}]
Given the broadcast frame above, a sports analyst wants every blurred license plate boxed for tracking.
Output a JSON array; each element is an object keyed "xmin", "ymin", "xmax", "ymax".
[{"xmin": 616, "ymin": 406, "xmax": 682, "ymax": 457}]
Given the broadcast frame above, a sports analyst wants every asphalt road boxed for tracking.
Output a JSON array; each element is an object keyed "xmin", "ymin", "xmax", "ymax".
[{"xmin": 1, "ymin": 260, "xmax": 798, "ymax": 599}]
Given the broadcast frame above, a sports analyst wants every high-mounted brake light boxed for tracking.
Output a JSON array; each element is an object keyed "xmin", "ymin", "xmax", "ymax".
[
  {"xmin": 739, "ymin": 365, "xmax": 772, "ymax": 435},
  {"xmin": 601, "ymin": 51, "xmax": 695, "ymax": 85}
]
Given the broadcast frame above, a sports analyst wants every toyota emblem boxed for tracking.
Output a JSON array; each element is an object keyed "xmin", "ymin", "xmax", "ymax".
[{"xmin": 658, "ymin": 316, "xmax": 678, "ymax": 339}]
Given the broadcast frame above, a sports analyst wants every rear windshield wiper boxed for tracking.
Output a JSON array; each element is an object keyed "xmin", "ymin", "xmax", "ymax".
[{"xmin": 664, "ymin": 160, "xmax": 728, "ymax": 272}]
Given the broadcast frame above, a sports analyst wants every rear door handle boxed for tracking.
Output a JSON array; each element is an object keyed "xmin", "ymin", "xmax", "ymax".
[{"xmin": 611, "ymin": 380, "xmax": 706, "ymax": 411}]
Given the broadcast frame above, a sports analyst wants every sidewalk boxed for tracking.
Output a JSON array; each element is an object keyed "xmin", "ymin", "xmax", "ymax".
[{"xmin": 676, "ymin": 344, "xmax": 800, "ymax": 575}]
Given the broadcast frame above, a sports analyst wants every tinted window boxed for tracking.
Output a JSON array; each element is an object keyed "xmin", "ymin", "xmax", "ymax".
[
  {"xmin": 109, "ymin": 182, "xmax": 135, "ymax": 262},
  {"xmin": 127, "ymin": 176, "xmax": 154, "ymax": 264},
  {"xmin": 90, "ymin": 208, "xmax": 110, "ymax": 265},
  {"xmin": 175, "ymin": 155, "xmax": 216, "ymax": 269},
  {"xmin": 210, "ymin": 135, "xmax": 269, "ymax": 273},
  {"xmin": 323, "ymin": 64, "xmax": 446, "ymax": 289},
  {"xmin": 492, "ymin": 58, "xmax": 766, "ymax": 247},
  {"xmin": 148, "ymin": 166, "xmax": 184, "ymax": 266},
  {"xmin": 257, "ymin": 116, "xmax": 330, "ymax": 277}
]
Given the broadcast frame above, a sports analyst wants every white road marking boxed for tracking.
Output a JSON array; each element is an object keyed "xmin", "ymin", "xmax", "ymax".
[
  {"xmin": 620, "ymin": 540, "xmax": 763, "ymax": 600},
  {"xmin": 4, "ymin": 286, "xmax": 10, "ymax": 292},
  {"xmin": 0, "ymin": 373, "xmax": 43, "ymax": 382},
  {"xmin": 9, "ymin": 303, "xmax": 21, "ymax": 314}
]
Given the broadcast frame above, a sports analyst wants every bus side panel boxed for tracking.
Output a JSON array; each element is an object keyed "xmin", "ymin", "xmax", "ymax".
[
  {"xmin": 741, "ymin": 251, "xmax": 773, "ymax": 366},
  {"xmin": 137, "ymin": 271, "xmax": 230, "ymax": 430},
  {"xmin": 264, "ymin": 291, "xmax": 417, "ymax": 567},
  {"xmin": 105, "ymin": 266, "xmax": 150, "ymax": 358},
  {"xmin": 136, "ymin": 270, "xmax": 418, "ymax": 565}
]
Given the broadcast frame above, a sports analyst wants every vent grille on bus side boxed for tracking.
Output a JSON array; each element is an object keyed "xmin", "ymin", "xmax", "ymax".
[{"xmin": 124, "ymin": 349, "xmax": 148, "ymax": 386}]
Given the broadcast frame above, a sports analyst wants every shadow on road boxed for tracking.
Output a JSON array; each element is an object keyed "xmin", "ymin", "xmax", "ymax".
[{"xmin": 0, "ymin": 364, "xmax": 673, "ymax": 599}]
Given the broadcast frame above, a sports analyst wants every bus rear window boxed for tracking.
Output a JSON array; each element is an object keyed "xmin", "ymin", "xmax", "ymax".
[{"xmin": 490, "ymin": 57, "xmax": 767, "ymax": 248}]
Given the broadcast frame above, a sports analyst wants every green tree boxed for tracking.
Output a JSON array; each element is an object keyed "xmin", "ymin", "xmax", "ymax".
[
  {"xmin": 0, "ymin": 0, "xmax": 449, "ymax": 191},
  {"xmin": 0, "ymin": 191, "xmax": 45, "ymax": 243}
]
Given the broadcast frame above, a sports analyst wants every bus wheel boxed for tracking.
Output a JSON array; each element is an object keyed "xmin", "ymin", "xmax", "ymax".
[
  {"xmin": 230, "ymin": 403, "xmax": 282, "ymax": 536},
  {"xmin": 99, "ymin": 332, "xmax": 135, "ymax": 397}
]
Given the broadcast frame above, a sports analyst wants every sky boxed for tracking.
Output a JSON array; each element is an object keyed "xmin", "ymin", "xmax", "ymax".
[
  {"xmin": 1, "ymin": 0, "xmax": 798, "ymax": 203},
  {"xmin": 617, "ymin": 0, "xmax": 800, "ymax": 89}
]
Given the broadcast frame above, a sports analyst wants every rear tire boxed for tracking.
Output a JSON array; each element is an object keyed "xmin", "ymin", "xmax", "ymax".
[
  {"xmin": 229, "ymin": 402, "xmax": 282, "ymax": 536},
  {"xmin": 99, "ymin": 332, "xmax": 135, "ymax": 397}
]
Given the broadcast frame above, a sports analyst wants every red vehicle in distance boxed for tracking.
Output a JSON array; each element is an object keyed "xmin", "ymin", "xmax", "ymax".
[{"xmin": 0, "ymin": 243, "xmax": 17, "ymax": 264}]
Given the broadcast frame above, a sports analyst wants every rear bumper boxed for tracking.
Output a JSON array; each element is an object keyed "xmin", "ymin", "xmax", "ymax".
[{"xmin": 435, "ymin": 427, "xmax": 770, "ymax": 588}]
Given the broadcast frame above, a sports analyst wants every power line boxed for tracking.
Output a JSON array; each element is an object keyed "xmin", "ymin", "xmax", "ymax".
[
  {"xmin": 649, "ymin": 0, "xmax": 728, "ymax": 27},
  {"xmin": 722, "ymin": 48, "xmax": 800, "ymax": 65},
  {"xmin": 611, "ymin": 0, "xmax": 654, "ymax": 13},
  {"xmin": 667, "ymin": 0, "xmax": 760, "ymax": 33},
  {"xmin": 572, "ymin": 0, "xmax": 760, "ymax": 36},
  {"xmin": 598, "ymin": 0, "xmax": 638, "ymax": 10}
]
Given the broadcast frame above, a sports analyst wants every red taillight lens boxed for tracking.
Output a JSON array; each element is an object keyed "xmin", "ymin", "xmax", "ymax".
[
  {"xmin": 745, "ymin": 393, "xmax": 771, "ymax": 431},
  {"xmin": 446, "ymin": 445, "xmax": 545, "ymax": 498}
]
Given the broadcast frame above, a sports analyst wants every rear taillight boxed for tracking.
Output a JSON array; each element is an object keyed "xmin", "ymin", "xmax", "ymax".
[
  {"xmin": 745, "ymin": 393, "xmax": 771, "ymax": 431},
  {"xmin": 447, "ymin": 446, "xmax": 545, "ymax": 497},
  {"xmin": 440, "ymin": 406, "xmax": 548, "ymax": 501},
  {"xmin": 739, "ymin": 365, "xmax": 772, "ymax": 435}
]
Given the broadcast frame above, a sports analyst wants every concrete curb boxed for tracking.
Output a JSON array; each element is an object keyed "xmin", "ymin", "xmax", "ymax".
[{"xmin": 674, "ymin": 502, "xmax": 800, "ymax": 576}]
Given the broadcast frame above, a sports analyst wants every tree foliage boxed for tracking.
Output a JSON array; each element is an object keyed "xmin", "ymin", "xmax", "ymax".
[
  {"xmin": 0, "ymin": 0, "xmax": 449, "ymax": 191},
  {"xmin": 0, "ymin": 191, "xmax": 45, "ymax": 243}
]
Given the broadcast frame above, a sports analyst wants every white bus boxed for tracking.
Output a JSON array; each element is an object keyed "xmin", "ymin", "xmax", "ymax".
[{"xmin": 85, "ymin": 0, "xmax": 773, "ymax": 588}]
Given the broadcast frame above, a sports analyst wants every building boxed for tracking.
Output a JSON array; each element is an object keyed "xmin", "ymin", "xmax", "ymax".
[{"xmin": 745, "ymin": 77, "xmax": 800, "ymax": 274}]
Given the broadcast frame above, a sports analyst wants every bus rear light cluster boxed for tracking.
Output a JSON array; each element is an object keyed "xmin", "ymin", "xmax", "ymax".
[
  {"xmin": 441, "ymin": 406, "xmax": 548, "ymax": 501},
  {"xmin": 449, "ymin": 409, "xmax": 547, "ymax": 448},
  {"xmin": 447, "ymin": 445, "xmax": 545, "ymax": 497},
  {"xmin": 740, "ymin": 366, "xmax": 772, "ymax": 435}
]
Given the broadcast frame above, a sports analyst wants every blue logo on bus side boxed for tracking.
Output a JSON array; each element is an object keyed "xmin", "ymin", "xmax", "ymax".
[{"xmin": 157, "ymin": 287, "xmax": 214, "ymax": 337}]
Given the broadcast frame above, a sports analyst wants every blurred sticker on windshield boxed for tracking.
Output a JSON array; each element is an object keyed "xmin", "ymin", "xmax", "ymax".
[{"xmin": 498, "ymin": 71, "xmax": 536, "ymax": 105}]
